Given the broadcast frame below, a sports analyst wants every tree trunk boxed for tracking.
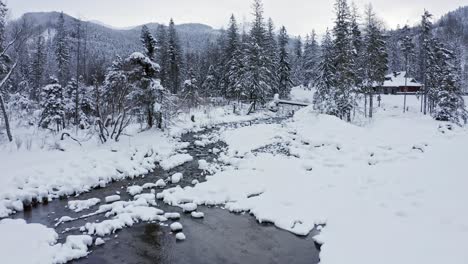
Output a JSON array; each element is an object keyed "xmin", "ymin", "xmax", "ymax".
[
  {"xmin": 147, "ymin": 105, "xmax": 153, "ymax": 128},
  {"xmin": 369, "ymin": 91, "xmax": 374, "ymax": 118},
  {"xmin": 364, "ymin": 93, "xmax": 367, "ymax": 118},
  {"xmin": 0, "ymin": 61, "xmax": 18, "ymax": 142},
  {"xmin": 0, "ymin": 93, "xmax": 12, "ymax": 141}
]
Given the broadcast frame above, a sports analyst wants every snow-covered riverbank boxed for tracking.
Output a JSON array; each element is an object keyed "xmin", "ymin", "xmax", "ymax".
[{"xmin": 159, "ymin": 95, "xmax": 468, "ymax": 264}]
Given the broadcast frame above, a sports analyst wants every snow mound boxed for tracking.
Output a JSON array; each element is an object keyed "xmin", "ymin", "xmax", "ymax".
[
  {"xmin": 181, "ymin": 203, "xmax": 197, "ymax": 212},
  {"xmin": 160, "ymin": 154, "xmax": 193, "ymax": 170},
  {"xmin": 191, "ymin": 212, "xmax": 204, "ymax": 218},
  {"xmin": 0, "ymin": 219, "xmax": 92, "ymax": 264},
  {"xmin": 171, "ymin": 173, "xmax": 183, "ymax": 184},
  {"xmin": 105, "ymin": 195, "xmax": 120, "ymax": 203},
  {"xmin": 155, "ymin": 179, "xmax": 166, "ymax": 188},
  {"xmin": 127, "ymin": 186, "xmax": 143, "ymax": 196},
  {"xmin": 170, "ymin": 222, "xmax": 183, "ymax": 232},
  {"xmin": 175, "ymin": 232, "xmax": 186, "ymax": 241},
  {"xmin": 68, "ymin": 198, "xmax": 101, "ymax": 213}
]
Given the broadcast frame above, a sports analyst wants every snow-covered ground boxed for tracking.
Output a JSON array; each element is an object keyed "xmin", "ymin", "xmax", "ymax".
[
  {"xmin": 0, "ymin": 104, "xmax": 269, "ymax": 218},
  {"xmin": 159, "ymin": 94, "xmax": 468, "ymax": 264},
  {"xmin": 0, "ymin": 104, "xmax": 273, "ymax": 263},
  {"xmin": 2, "ymin": 94, "xmax": 468, "ymax": 264}
]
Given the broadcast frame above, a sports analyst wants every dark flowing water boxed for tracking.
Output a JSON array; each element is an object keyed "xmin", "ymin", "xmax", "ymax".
[{"xmin": 12, "ymin": 117, "xmax": 321, "ymax": 264}]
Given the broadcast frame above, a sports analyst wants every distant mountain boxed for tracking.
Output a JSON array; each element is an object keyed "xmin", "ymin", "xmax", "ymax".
[{"xmin": 18, "ymin": 12, "xmax": 221, "ymax": 59}]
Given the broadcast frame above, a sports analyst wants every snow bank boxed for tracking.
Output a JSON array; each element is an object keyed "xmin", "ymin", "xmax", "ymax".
[
  {"xmin": 0, "ymin": 129, "xmax": 183, "ymax": 217},
  {"xmin": 0, "ymin": 219, "xmax": 92, "ymax": 264},
  {"xmin": 159, "ymin": 95, "xmax": 468, "ymax": 264}
]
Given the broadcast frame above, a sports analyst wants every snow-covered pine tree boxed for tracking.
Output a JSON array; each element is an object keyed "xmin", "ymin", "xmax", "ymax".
[
  {"xmin": 39, "ymin": 78, "xmax": 65, "ymax": 131},
  {"xmin": 140, "ymin": 25, "xmax": 157, "ymax": 61},
  {"xmin": 266, "ymin": 18, "xmax": 279, "ymax": 92},
  {"xmin": 155, "ymin": 25, "xmax": 169, "ymax": 87},
  {"xmin": 400, "ymin": 25, "xmax": 415, "ymax": 113},
  {"xmin": 362, "ymin": 5, "xmax": 388, "ymax": 118},
  {"xmin": 239, "ymin": 0, "xmax": 274, "ymax": 105},
  {"xmin": 31, "ymin": 36, "xmax": 46, "ymax": 101},
  {"xmin": 313, "ymin": 30, "xmax": 338, "ymax": 115},
  {"xmin": 125, "ymin": 52, "xmax": 162, "ymax": 128},
  {"xmin": 291, "ymin": 37, "xmax": 304, "ymax": 86},
  {"xmin": 350, "ymin": 4, "xmax": 364, "ymax": 93},
  {"xmin": 55, "ymin": 12, "xmax": 70, "ymax": 87},
  {"xmin": 167, "ymin": 19, "xmax": 183, "ymax": 94},
  {"xmin": 223, "ymin": 15, "xmax": 245, "ymax": 99},
  {"xmin": 302, "ymin": 30, "xmax": 321, "ymax": 88},
  {"xmin": 332, "ymin": 0, "xmax": 356, "ymax": 121},
  {"xmin": 277, "ymin": 26, "xmax": 293, "ymax": 98},
  {"xmin": 181, "ymin": 68, "xmax": 201, "ymax": 109},
  {"xmin": 387, "ymin": 26, "xmax": 404, "ymax": 73},
  {"xmin": 419, "ymin": 10, "xmax": 433, "ymax": 115},
  {"xmin": 202, "ymin": 65, "xmax": 217, "ymax": 97},
  {"xmin": 430, "ymin": 41, "xmax": 467, "ymax": 124}
]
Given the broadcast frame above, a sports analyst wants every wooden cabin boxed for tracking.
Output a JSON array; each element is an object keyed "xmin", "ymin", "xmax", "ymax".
[{"xmin": 374, "ymin": 72, "xmax": 422, "ymax": 94}]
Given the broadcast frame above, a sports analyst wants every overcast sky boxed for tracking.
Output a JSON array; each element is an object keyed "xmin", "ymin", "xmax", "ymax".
[{"xmin": 7, "ymin": 0, "xmax": 467, "ymax": 36}]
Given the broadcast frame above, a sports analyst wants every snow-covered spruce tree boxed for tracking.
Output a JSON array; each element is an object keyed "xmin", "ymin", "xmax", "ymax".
[
  {"xmin": 39, "ymin": 78, "xmax": 65, "ymax": 131},
  {"xmin": 239, "ymin": 0, "xmax": 274, "ymax": 105},
  {"xmin": 141, "ymin": 25, "xmax": 157, "ymax": 61},
  {"xmin": 124, "ymin": 52, "xmax": 162, "ymax": 128},
  {"xmin": 55, "ymin": 12, "xmax": 70, "ymax": 87},
  {"xmin": 313, "ymin": 30, "xmax": 338, "ymax": 115},
  {"xmin": 350, "ymin": 4, "xmax": 364, "ymax": 94},
  {"xmin": 31, "ymin": 36, "xmax": 46, "ymax": 101},
  {"xmin": 266, "ymin": 18, "xmax": 279, "ymax": 93},
  {"xmin": 223, "ymin": 15, "xmax": 240, "ymax": 95},
  {"xmin": 291, "ymin": 37, "xmax": 304, "ymax": 86},
  {"xmin": 332, "ymin": 0, "xmax": 356, "ymax": 121},
  {"xmin": 202, "ymin": 65, "xmax": 217, "ymax": 97},
  {"xmin": 181, "ymin": 68, "xmax": 202, "ymax": 109},
  {"xmin": 302, "ymin": 31, "xmax": 321, "ymax": 88},
  {"xmin": 387, "ymin": 26, "xmax": 404, "ymax": 73},
  {"xmin": 167, "ymin": 19, "xmax": 183, "ymax": 94},
  {"xmin": 400, "ymin": 25, "xmax": 415, "ymax": 113},
  {"xmin": 430, "ymin": 41, "xmax": 467, "ymax": 124},
  {"xmin": 155, "ymin": 25, "xmax": 169, "ymax": 88},
  {"xmin": 223, "ymin": 15, "xmax": 245, "ymax": 100},
  {"xmin": 362, "ymin": 5, "xmax": 387, "ymax": 118},
  {"xmin": 419, "ymin": 10, "xmax": 433, "ymax": 115},
  {"xmin": 277, "ymin": 26, "xmax": 293, "ymax": 98}
]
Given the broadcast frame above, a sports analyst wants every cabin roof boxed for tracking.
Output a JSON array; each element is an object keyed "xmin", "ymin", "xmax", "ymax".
[{"xmin": 381, "ymin": 71, "xmax": 422, "ymax": 87}]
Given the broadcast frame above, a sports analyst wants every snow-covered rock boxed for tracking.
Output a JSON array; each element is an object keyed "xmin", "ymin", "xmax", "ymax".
[
  {"xmin": 155, "ymin": 179, "xmax": 166, "ymax": 188},
  {"xmin": 170, "ymin": 222, "xmax": 183, "ymax": 232},
  {"xmin": 181, "ymin": 203, "xmax": 197, "ymax": 212},
  {"xmin": 171, "ymin": 173, "xmax": 183, "ymax": 184},
  {"xmin": 175, "ymin": 232, "xmax": 186, "ymax": 241},
  {"xmin": 160, "ymin": 154, "xmax": 193, "ymax": 171},
  {"xmin": 68, "ymin": 198, "xmax": 101, "ymax": 213},
  {"xmin": 191, "ymin": 212, "xmax": 204, "ymax": 218},
  {"xmin": 164, "ymin": 212, "xmax": 181, "ymax": 220},
  {"xmin": 94, "ymin": 237, "xmax": 105, "ymax": 246},
  {"xmin": 198, "ymin": 160, "xmax": 208, "ymax": 170},
  {"xmin": 105, "ymin": 195, "xmax": 120, "ymax": 203},
  {"xmin": 127, "ymin": 185, "xmax": 143, "ymax": 196}
]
